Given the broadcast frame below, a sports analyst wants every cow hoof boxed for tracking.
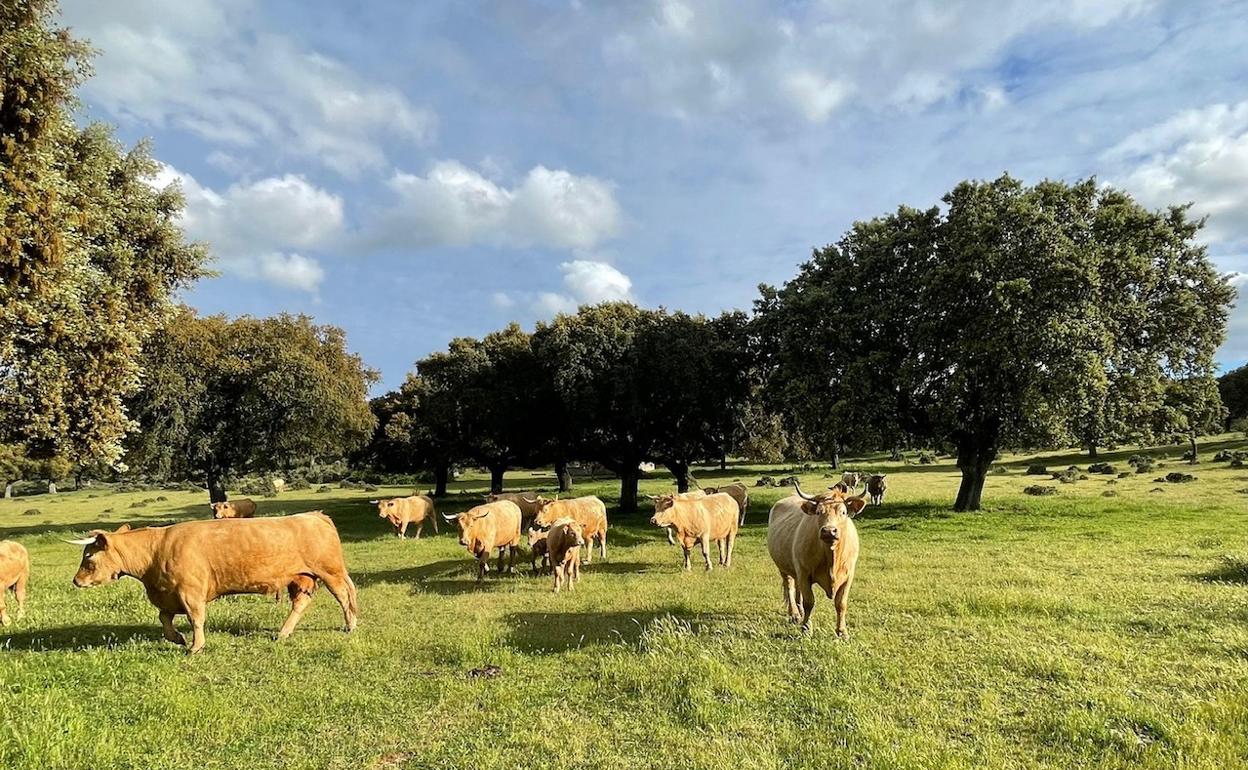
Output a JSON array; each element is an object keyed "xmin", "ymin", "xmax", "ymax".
[
  {"xmin": 0, "ymin": 615, "xmax": 9, "ymax": 627},
  {"xmin": 836, "ymin": 629, "xmax": 848, "ymax": 640}
]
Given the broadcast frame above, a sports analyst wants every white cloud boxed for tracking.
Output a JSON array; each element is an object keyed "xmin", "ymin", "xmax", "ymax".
[
  {"xmin": 782, "ymin": 71, "xmax": 852, "ymax": 123},
  {"xmin": 155, "ymin": 165, "xmax": 342, "ymax": 292},
  {"xmin": 372, "ymin": 161, "xmax": 622, "ymax": 251},
  {"xmin": 1106, "ymin": 102, "xmax": 1248, "ymax": 246},
  {"xmin": 530, "ymin": 260, "xmax": 634, "ymax": 317},
  {"xmin": 62, "ymin": 0, "xmax": 435, "ymax": 175}
]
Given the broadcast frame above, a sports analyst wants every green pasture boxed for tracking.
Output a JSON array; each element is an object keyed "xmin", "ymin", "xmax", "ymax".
[{"xmin": 2, "ymin": 438, "xmax": 1248, "ymax": 769}]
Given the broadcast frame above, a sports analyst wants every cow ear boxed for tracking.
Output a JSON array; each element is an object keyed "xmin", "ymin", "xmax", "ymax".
[
  {"xmin": 846, "ymin": 497, "xmax": 868, "ymax": 517},
  {"xmin": 800, "ymin": 501, "xmax": 818, "ymax": 516},
  {"xmin": 115, "ymin": 523, "xmax": 132, "ymax": 533}
]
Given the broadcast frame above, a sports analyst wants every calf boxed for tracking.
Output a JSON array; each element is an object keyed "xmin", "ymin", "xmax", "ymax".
[
  {"xmin": 0, "ymin": 540, "xmax": 29, "ymax": 626},
  {"xmin": 68, "ymin": 514, "xmax": 358, "ymax": 654},
  {"xmin": 210, "ymin": 498, "xmax": 257, "ymax": 519},
  {"xmin": 650, "ymin": 492, "xmax": 739, "ymax": 571},
  {"xmin": 866, "ymin": 474, "xmax": 888, "ymax": 505},
  {"xmin": 527, "ymin": 527, "xmax": 550, "ymax": 574},
  {"xmin": 373, "ymin": 495, "xmax": 437, "ymax": 538},
  {"xmin": 546, "ymin": 518, "xmax": 586, "ymax": 593},
  {"xmin": 766, "ymin": 481, "xmax": 867, "ymax": 636},
  {"xmin": 533, "ymin": 496, "xmax": 608, "ymax": 563},
  {"xmin": 839, "ymin": 471, "xmax": 862, "ymax": 490},
  {"xmin": 443, "ymin": 500, "xmax": 522, "ymax": 580}
]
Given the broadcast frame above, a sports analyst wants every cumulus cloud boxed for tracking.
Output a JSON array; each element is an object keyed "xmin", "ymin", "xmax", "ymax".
[
  {"xmin": 371, "ymin": 161, "xmax": 622, "ymax": 251},
  {"xmin": 154, "ymin": 165, "xmax": 342, "ymax": 292},
  {"xmin": 493, "ymin": 259, "xmax": 635, "ymax": 318},
  {"xmin": 1106, "ymin": 102, "xmax": 1248, "ymax": 246},
  {"xmin": 62, "ymin": 0, "xmax": 435, "ymax": 175}
]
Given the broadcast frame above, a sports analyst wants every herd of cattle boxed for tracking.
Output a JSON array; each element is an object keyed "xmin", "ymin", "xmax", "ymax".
[{"xmin": 0, "ymin": 471, "xmax": 889, "ymax": 653}]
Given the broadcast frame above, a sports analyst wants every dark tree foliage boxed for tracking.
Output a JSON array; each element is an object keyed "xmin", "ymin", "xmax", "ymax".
[
  {"xmin": 1217, "ymin": 364, "xmax": 1248, "ymax": 429},
  {"xmin": 756, "ymin": 175, "xmax": 1233, "ymax": 510}
]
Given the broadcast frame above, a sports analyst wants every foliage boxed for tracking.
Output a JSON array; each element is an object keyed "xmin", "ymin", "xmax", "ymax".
[
  {"xmin": 1216, "ymin": 364, "xmax": 1248, "ymax": 428},
  {"xmin": 0, "ymin": 1, "xmax": 205, "ymax": 464}
]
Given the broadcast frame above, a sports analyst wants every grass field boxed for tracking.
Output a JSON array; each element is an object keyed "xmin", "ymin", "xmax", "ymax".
[{"xmin": 3, "ymin": 438, "xmax": 1248, "ymax": 769}]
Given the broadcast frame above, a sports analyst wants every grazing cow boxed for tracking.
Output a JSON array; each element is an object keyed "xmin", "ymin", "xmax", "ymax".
[
  {"xmin": 546, "ymin": 518, "xmax": 586, "ymax": 593},
  {"xmin": 840, "ymin": 471, "xmax": 862, "ymax": 490},
  {"xmin": 210, "ymin": 498, "xmax": 257, "ymax": 519},
  {"xmin": 68, "ymin": 514, "xmax": 358, "ymax": 654},
  {"xmin": 654, "ymin": 489, "xmax": 707, "ymax": 544},
  {"xmin": 533, "ymin": 496, "xmax": 608, "ymax": 563},
  {"xmin": 865, "ymin": 474, "xmax": 888, "ymax": 505},
  {"xmin": 526, "ymin": 527, "xmax": 550, "ymax": 574},
  {"xmin": 650, "ymin": 492, "xmax": 739, "ymax": 571},
  {"xmin": 767, "ymin": 481, "xmax": 867, "ymax": 636},
  {"xmin": 703, "ymin": 482, "xmax": 750, "ymax": 526},
  {"xmin": 373, "ymin": 495, "xmax": 438, "ymax": 538},
  {"xmin": 0, "ymin": 540, "xmax": 30, "ymax": 626},
  {"xmin": 486, "ymin": 492, "xmax": 544, "ymax": 528},
  {"xmin": 443, "ymin": 500, "xmax": 522, "ymax": 580}
]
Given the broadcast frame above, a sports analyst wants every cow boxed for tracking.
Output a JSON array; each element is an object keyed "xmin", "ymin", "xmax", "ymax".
[
  {"xmin": 526, "ymin": 527, "xmax": 550, "ymax": 574},
  {"xmin": 649, "ymin": 492, "xmax": 739, "ymax": 571},
  {"xmin": 67, "ymin": 513, "xmax": 358, "ymax": 654},
  {"xmin": 443, "ymin": 500, "xmax": 522, "ymax": 580},
  {"xmin": 210, "ymin": 498, "xmax": 257, "ymax": 519},
  {"xmin": 702, "ymin": 482, "xmax": 750, "ymax": 526},
  {"xmin": 372, "ymin": 495, "xmax": 437, "ymax": 538},
  {"xmin": 866, "ymin": 474, "xmax": 888, "ymax": 505},
  {"xmin": 486, "ymin": 492, "xmax": 544, "ymax": 528},
  {"xmin": 546, "ymin": 518, "xmax": 586, "ymax": 593},
  {"xmin": 651, "ymin": 489, "xmax": 707, "ymax": 545},
  {"xmin": 840, "ymin": 471, "xmax": 862, "ymax": 490},
  {"xmin": 767, "ymin": 481, "xmax": 867, "ymax": 636},
  {"xmin": 532, "ymin": 496, "xmax": 608, "ymax": 563},
  {"xmin": 0, "ymin": 540, "xmax": 30, "ymax": 626}
]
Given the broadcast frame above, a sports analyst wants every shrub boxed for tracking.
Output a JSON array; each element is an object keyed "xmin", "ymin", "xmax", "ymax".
[
  {"xmin": 1234, "ymin": 460, "xmax": 1245, "ymax": 468},
  {"xmin": 286, "ymin": 475, "xmax": 311, "ymax": 491},
  {"xmin": 756, "ymin": 476, "xmax": 775, "ymax": 487},
  {"xmin": 1052, "ymin": 467, "xmax": 1080, "ymax": 484},
  {"xmin": 1213, "ymin": 450, "xmax": 1233, "ymax": 462},
  {"xmin": 129, "ymin": 501, "xmax": 147, "ymax": 508},
  {"xmin": 1127, "ymin": 454, "xmax": 1149, "ymax": 467},
  {"xmin": 991, "ymin": 465, "xmax": 1008, "ymax": 475},
  {"xmin": 917, "ymin": 451, "xmax": 937, "ymax": 465},
  {"xmin": 1164, "ymin": 472, "xmax": 1196, "ymax": 484},
  {"xmin": 316, "ymin": 485, "xmax": 333, "ymax": 493},
  {"xmin": 1118, "ymin": 472, "xmax": 1132, "ymax": 479},
  {"xmin": 339, "ymin": 479, "xmax": 361, "ymax": 490},
  {"xmin": 1088, "ymin": 462, "xmax": 1116, "ymax": 475},
  {"xmin": 361, "ymin": 482, "xmax": 379, "ymax": 492},
  {"xmin": 155, "ymin": 496, "xmax": 167, "ymax": 502},
  {"xmin": 21, "ymin": 508, "xmax": 40, "ymax": 516},
  {"xmin": 1133, "ymin": 459, "xmax": 1155, "ymax": 475},
  {"xmin": 777, "ymin": 476, "xmax": 799, "ymax": 487},
  {"xmin": 1026, "ymin": 465, "xmax": 1048, "ymax": 475},
  {"xmin": 239, "ymin": 476, "xmax": 280, "ymax": 497},
  {"xmin": 1024, "ymin": 485, "xmax": 1057, "ymax": 496}
]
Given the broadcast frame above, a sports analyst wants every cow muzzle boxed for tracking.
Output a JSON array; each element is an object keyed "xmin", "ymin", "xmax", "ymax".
[{"xmin": 820, "ymin": 527, "xmax": 839, "ymax": 544}]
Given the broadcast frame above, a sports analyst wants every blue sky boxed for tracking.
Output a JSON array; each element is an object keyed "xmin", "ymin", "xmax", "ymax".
[{"xmin": 59, "ymin": 0, "xmax": 1248, "ymax": 390}]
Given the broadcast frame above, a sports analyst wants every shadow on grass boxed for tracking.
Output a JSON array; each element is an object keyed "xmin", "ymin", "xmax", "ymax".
[
  {"xmin": 0, "ymin": 618, "xmax": 274, "ymax": 653},
  {"xmin": 1193, "ymin": 556, "xmax": 1248, "ymax": 585},
  {"xmin": 502, "ymin": 608, "xmax": 708, "ymax": 653}
]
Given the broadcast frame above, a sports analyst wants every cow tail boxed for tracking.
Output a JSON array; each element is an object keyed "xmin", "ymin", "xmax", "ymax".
[{"xmin": 346, "ymin": 575, "xmax": 360, "ymax": 617}]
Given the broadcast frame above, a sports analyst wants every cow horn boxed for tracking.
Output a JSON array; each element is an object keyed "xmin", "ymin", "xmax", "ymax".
[
  {"xmin": 689, "ymin": 475, "xmax": 702, "ymax": 489},
  {"xmin": 792, "ymin": 480, "xmax": 818, "ymax": 502},
  {"xmin": 368, "ymin": 500, "xmax": 379, "ymax": 504},
  {"xmin": 441, "ymin": 512, "xmax": 459, "ymax": 522},
  {"xmin": 65, "ymin": 536, "xmax": 98, "ymax": 546},
  {"xmin": 521, "ymin": 495, "xmax": 538, "ymax": 504}
]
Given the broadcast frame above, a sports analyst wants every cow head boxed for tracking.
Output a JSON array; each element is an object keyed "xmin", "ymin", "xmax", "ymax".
[
  {"xmin": 373, "ymin": 498, "xmax": 401, "ymax": 523},
  {"xmin": 67, "ymin": 524, "xmax": 133, "ymax": 587},
  {"xmin": 531, "ymin": 496, "xmax": 560, "ymax": 527},
  {"xmin": 526, "ymin": 527, "xmax": 548, "ymax": 549},
  {"xmin": 210, "ymin": 501, "xmax": 237, "ymax": 519},
  {"xmin": 868, "ymin": 474, "xmax": 888, "ymax": 489},
  {"xmin": 648, "ymin": 494, "xmax": 678, "ymax": 527},
  {"xmin": 795, "ymin": 481, "xmax": 866, "ymax": 545},
  {"xmin": 443, "ymin": 506, "xmax": 491, "ymax": 550},
  {"xmin": 563, "ymin": 520, "xmax": 587, "ymax": 548}
]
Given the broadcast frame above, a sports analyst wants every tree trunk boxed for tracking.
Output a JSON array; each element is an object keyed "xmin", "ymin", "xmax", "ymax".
[
  {"xmin": 206, "ymin": 468, "xmax": 228, "ymax": 503},
  {"xmin": 619, "ymin": 468, "xmax": 640, "ymax": 514},
  {"xmin": 668, "ymin": 461, "xmax": 690, "ymax": 493},
  {"xmin": 1189, "ymin": 434, "xmax": 1198, "ymax": 465},
  {"xmin": 954, "ymin": 440, "xmax": 996, "ymax": 512},
  {"xmin": 719, "ymin": 451, "xmax": 727, "ymax": 471},
  {"xmin": 890, "ymin": 447, "xmax": 903, "ymax": 462},
  {"xmin": 489, "ymin": 463, "xmax": 506, "ymax": 494},
  {"xmin": 74, "ymin": 469, "xmax": 83, "ymax": 490},
  {"xmin": 433, "ymin": 462, "xmax": 450, "ymax": 497},
  {"xmin": 47, "ymin": 481, "xmax": 57, "ymax": 494},
  {"xmin": 830, "ymin": 452, "xmax": 840, "ymax": 470},
  {"xmin": 1087, "ymin": 444, "xmax": 1098, "ymax": 459},
  {"xmin": 555, "ymin": 458, "xmax": 573, "ymax": 493},
  {"xmin": 3, "ymin": 482, "xmax": 11, "ymax": 499}
]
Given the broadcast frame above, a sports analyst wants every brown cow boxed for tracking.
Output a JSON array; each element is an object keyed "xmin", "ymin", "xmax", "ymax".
[
  {"xmin": 210, "ymin": 498, "xmax": 257, "ymax": 519},
  {"xmin": 373, "ymin": 495, "xmax": 438, "ymax": 538},
  {"xmin": 526, "ymin": 527, "xmax": 550, "ymax": 574},
  {"xmin": 486, "ymin": 492, "xmax": 544, "ymax": 528},
  {"xmin": 533, "ymin": 496, "xmax": 608, "ymax": 563},
  {"xmin": 866, "ymin": 474, "xmax": 888, "ymax": 505},
  {"xmin": 546, "ymin": 518, "xmax": 586, "ymax": 593},
  {"xmin": 0, "ymin": 540, "xmax": 30, "ymax": 626},
  {"xmin": 443, "ymin": 500, "xmax": 522, "ymax": 580},
  {"xmin": 656, "ymin": 489, "xmax": 706, "ymax": 544},
  {"xmin": 767, "ymin": 481, "xmax": 866, "ymax": 636},
  {"xmin": 703, "ymin": 482, "xmax": 750, "ymax": 526},
  {"xmin": 650, "ymin": 492, "xmax": 739, "ymax": 571},
  {"xmin": 68, "ymin": 514, "xmax": 358, "ymax": 654}
]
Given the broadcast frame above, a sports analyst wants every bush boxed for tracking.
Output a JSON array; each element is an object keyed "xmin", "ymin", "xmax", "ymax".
[
  {"xmin": 129, "ymin": 501, "xmax": 147, "ymax": 508},
  {"xmin": 1051, "ymin": 467, "xmax": 1080, "ymax": 484},
  {"xmin": 239, "ymin": 476, "xmax": 280, "ymax": 497},
  {"xmin": 1213, "ymin": 450, "xmax": 1233, "ymax": 462},
  {"xmin": 1117, "ymin": 472, "xmax": 1132, "ymax": 479},
  {"xmin": 1088, "ymin": 462, "xmax": 1116, "ymax": 475},
  {"xmin": 339, "ymin": 479, "xmax": 361, "ymax": 490},
  {"xmin": 21, "ymin": 508, "xmax": 40, "ymax": 516},
  {"xmin": 361, "ymin": 482, "xmax": 378, "ymax": 492},
  {"xmin": 1164, "ymin": 472, "xmax": 1196, "ymax": 484},
  {"xmin": 756, "ymin": 476, "xmax": 776, "ymax": 487},
  {"xmin": 286, "ymin": 475, "xmax": 311, "ymax": 491},
  {"xmin": 155, "ymin": 496, "xmax": 167, "ymax": 502},
  {"xmin": 1233, "ymin": 460, "xmax": 1245, "ymax": 468},
  {"xmin": 917, "ymin": 451, "xmax": 937, "ymax": 465},
  {"xmin": 1026, "ymin": 465, "xmax": 1049, "ymax": 476},
  {"xmin": 1024, "ymin": 485, "xmax": 1057, "ymax": 496},
  {"xmin": 1231, "ymin": 416, "xmax": 1248, "ymax": 435},
  {"xmin": 316, "ymin": 485, "xmax": 333, "ymax": 493},
  {"xmin": 777, "ymin": 476, "xmax": 799, "ymax": 487},
  {"xmin": 1133, "ymin": 459, "xmax": 1155, "ymax": 475}
]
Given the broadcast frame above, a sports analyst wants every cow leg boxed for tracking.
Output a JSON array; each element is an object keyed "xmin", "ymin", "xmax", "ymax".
[
  {"xmin": 833, "ymin": 581, "xmax": 852, "ymax": 638},
  {"xmin": 398, "ymin": 520, "xmax": 408, "ymax": 539},
  {"xmin": 681, "ymin": 544, "xmax": 692, "ymax": 571},
  {"xmin": 158, "ymin": 610, "xmax": 186, "ymax": 646},
  {"xmin": 277, "ymin": 592, "xmax": 314, "ymax": 640},
  {"xmin": 414, "ymin": 520, "xmax": 423, "ymax": 539},
  {"xmin": 553, "ymin": 561, "xmax": 563, "ymax": 593},
  {"xmin": 570, "ymin": 556, "xmax": 580, "ymax": 590},
  {"xmin": 599, "ymin": 530, "xmax": 606, "ymax": 561},
  {"xmin": 13, "ymin": 572, "xmax": 26, "ymax": 619},
  {"xmin": 183, "ymin": 597, "xmax": 208, "ymax": 654},
  {"xmin": 320, "ymin": 573, "xmax": 358, "ymax": 632},
  {"xmin": 700, "ymin": 534, "xmax": 713, "ymax": 571},
  {"xmin": 798, "ymin": 582, "xmax": 817, "ymax": 633},
  {"xmin": 431, "ymin": 514, "xmax": 439, "ymax": 535},
  {"xmin": 724, "ymin": 533, "xmax": 735, "ymax": 568},
  {"xmin": 0, "ymin": 585, "xmax": 8, "ymax": 626},
  {"xmin": 508, "ymin": 545, "xmax": 517, "ymax": 574},
  {"xmin": 582, "ymin": 534, "xmax": 593, "ymax": 565},
  {"xmin": 667, "ymin": 527, "xmax": 676, "ymax": 545},
  {"xmin": 780, "ymin": 573, "xmax": 801, "ymax": 624}
]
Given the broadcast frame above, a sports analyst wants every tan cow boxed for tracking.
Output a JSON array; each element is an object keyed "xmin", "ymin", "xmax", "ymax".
[
  {"xmin": 373, "ymin": 495, "xmax": 438, "ymax": 538},
  {"xmin": 486, "ymin": 492, "xmax": 545, "ymax": 528},
  {"xmin": 0, "ymin": 540, "xmax": 30, "ymax": 626},
  {"xmin": 443, "ymin": 500, "xmax": 522, "ymax": 580},
  {"xmin": 703, "ymin": 482, "xmax": 750, "ymax": 526},
  {"xmin": 767, "ymin": 481, "xmax": 867, "ymax": 636},
  {"xmin": 866, "ymin": 474, "xmax": 888, "ymax": 505},
  {"xmin": 533, "ymin": 496, "xmax": 608, "ymax": 563},
  {"xmin": 546, "ymin": 518, "xmax": 586, "ymax": 593},
  {"xmin": 526, "ymin": 527, "xmax": 550, "ymax": 574},
  {"xmin": 657, "ymin": 489, "xmax": 706, "ymax": 544},
  {"xmin": 68, "ymin": 514, "xmax": 358, "ymax": 654},
  {"xmin": 210, "ymin": 498, "xmax": 257, "ymax": 519},
  {"xmin": 650, "ymin": 492, "xmax": 738, "ymax": 571},
  {"xmin": 840, "ymin": 471, "xmax": 863, "ymax": 490}
]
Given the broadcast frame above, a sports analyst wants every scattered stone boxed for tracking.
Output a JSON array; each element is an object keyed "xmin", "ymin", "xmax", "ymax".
[
  {"xmin": 1052, "ymin": 467, "xmax": 1080, "ymax": 484},
  {"xmin": 1088, "ymin": 462, "xmax": 1116, "ymax": 475},
  {"xmin": 1117, "ymin": 472, "xmax": 1132, "ymax": 479},
  {"xmin": 21, "ymin": 508, "xmax": 40, "ymax": 516},
  {"xmin": 1164, "ymin": 472, "xmax": 1196, "ymax": 484},
  {"xmin": 1234, "ymin": 460, "xmax": 1245, "ymax": 468},
  {"xmin": 776, "ymin": 476, "xmax": 799, "ymax": 487},
  {"xmin": 1102, "ymin": 490, "xmax": 1118, "ymax": 497},
  {"xmin": 1026, "ymin": 465, "xmax": 1049, "ymax": 476},
  {"xmin": 1150, "ymin": 487, "xmax": 1165, "ymax": 493},
  {"xmin": 155, "ymin": 495, "xmax": 168, "ymax": 502},
  {"xmin": 316, "ymin": 485, "xmax": 333, "ymax": 493},
  {"xmin": 129, "ymin": 501, "xmax": 147, "ymax": 508},
  {"xmin": 1024, "ymin": 485, "xmax": 1058, "ymax": 496},
  {"xmin": 755, "ymin": 476, "xmax": 775, "ymax": 487}
]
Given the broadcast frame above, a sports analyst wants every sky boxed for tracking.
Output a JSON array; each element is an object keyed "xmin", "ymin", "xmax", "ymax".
[{"xmin": 57, "ymin": 0, "xmax": 1248, "ymax": 390}]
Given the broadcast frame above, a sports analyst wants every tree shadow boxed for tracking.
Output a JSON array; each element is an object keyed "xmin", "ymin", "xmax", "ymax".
[
  {"xmin": 0, "ymin": 619, "xmax": 274, "ymax": 653},
  {"xmin": 502, "ymin": 608, "xmax": 708, "ymax": 654},
  {"xmin": 1193, "ymin": 556, "xmax": 1248, "ymax": 585}
]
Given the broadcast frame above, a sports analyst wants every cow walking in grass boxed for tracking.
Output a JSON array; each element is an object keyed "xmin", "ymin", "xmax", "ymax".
[
  {"xmin": 866, "ymin": 474, "xmax": 888, "ymax": 505},
  {"xmin": 68, "ymin": 513, "xmax": 358, "ymax": 654},
  {"xmin": 444, "ymin": 500, "xmax": 522, "ymax": 580},
  {"xmin": 767, "ymin": 481, "xmax": 866, "ymax": 636},
  {"xmin": 0, "ymin": 540, "xmax": 29, "ymax": 625},
  {"xmin": 649, "ymin": 492, "xmax": 738, "ymax": 571},
  {"xmin": 546, "ymin": 518, "xmax": 585, "ymax": 593},
  {"xmin": 533, "ymin": 496, "xmax": 608, "ymax": 563},
  {"xmin": 373, "ymin": 495, "xmax": 437, "ymax": 538}
]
